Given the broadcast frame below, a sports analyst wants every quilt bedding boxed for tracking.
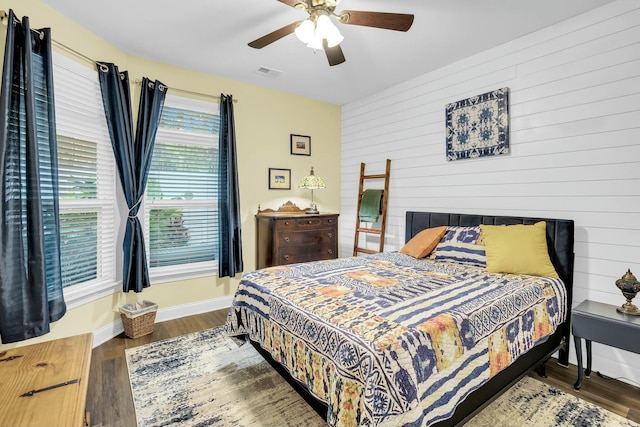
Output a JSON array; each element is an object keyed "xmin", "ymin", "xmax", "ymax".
[{"xmin": 225, "ymin": 252, "xmax": 568, "ymax": 427}]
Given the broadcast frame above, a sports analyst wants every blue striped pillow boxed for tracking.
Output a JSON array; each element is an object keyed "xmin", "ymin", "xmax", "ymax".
[{"xmin": 434, "ymin": 226, "xmax": 486, "ymax": 267}]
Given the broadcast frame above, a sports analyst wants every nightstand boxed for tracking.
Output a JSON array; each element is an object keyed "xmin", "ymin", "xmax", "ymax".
[{"xmin": 572, "ymin": 300, "xmax": 640, "ymax": 390}]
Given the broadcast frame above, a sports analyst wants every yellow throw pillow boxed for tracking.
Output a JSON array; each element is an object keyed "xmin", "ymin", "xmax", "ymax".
[
  {"xmin": 480, "ymin": 222, "xmax": 559, "ymax": 278},
  {"xmin": 400, "ymin": 226, "xmax": 448, "ymax": 259}
]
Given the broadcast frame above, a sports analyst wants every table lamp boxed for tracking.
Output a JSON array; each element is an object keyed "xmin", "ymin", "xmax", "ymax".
[{"xmin": 298, "ymin": 166, "xmax": 325, "ymax": 214}]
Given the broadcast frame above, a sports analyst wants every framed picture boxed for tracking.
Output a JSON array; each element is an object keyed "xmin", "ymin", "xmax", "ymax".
[
  {"xmin": 445, "ymin": 87, "xmax": 509, "ymax": 161},
  {"xmin": 268, "ymin": 168, "xmax": 291, "ymax": 190},
  {"xmin": 290, "ymin": 134, "xmax": 311, "ymax": 156}
]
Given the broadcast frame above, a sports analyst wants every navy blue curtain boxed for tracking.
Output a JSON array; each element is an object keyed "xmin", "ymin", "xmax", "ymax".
[
  {"xmin": 0, "ymin": 10, "xmax": 66, "ymax": 343},
  {"xmin": 218, "ymin": 94, "xmax": 243, "ymax": 278},
  {"xmin": 97, "ymin": 63, "xmax": 167, "ymax": 292}
]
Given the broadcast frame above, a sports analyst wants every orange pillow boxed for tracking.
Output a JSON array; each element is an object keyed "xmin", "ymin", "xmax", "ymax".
[{"xmin": 400, "ymin": 226, "xmax": 448, "ymax": 258}]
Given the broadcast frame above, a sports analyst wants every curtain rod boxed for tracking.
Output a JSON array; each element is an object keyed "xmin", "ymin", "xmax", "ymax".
[
  {"xmin": 52, "ymin": 39, "xmax": 96, "ymax": 66},
  {"xmin": 132, "ymin": 79, "xmax": 237, "ymax": 103},
  {"xmin": 0, "ymin": 9, "xmax": 237, "ymax": 103}
]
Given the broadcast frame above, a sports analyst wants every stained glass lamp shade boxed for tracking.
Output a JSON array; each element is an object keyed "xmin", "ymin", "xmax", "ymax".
[{"xmin": 298, "ymin": 166, "xmax": 325, "ymax": 214}]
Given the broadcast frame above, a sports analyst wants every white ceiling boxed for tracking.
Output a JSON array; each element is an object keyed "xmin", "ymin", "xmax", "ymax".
[{"xmin": 41, "ymin": 0, "xmax": 615, "ymax": 105}]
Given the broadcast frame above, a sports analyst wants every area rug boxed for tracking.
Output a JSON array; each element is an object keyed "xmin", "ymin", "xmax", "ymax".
[
  {"xmin": 126, "ymin": 327, "xmax": 638, "ymax": 427},
  {"xmin": 465, "ymin": 376, "xmax": 637, "ymax": 427}
]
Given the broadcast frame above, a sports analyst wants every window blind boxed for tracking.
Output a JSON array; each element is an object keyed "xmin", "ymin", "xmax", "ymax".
[
  {"xmin": 53, "ymin": 53, "xmax": 116, "ymax": 291},
  {"xmin": 145, "ymin": 95, "xmax": 219, "ymax": 270}
]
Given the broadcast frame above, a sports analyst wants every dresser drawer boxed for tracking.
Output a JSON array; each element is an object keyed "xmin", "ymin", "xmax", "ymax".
[
  {"xmin": 295, "ymin": 217, "xmax": 322, "ymax": 228},
  {"xmin": 277, "ymin": 218, "xmax": 297, "ymax": 228},
  {"xmin": 278, "ymin": 229, "xmax": 336, "ymax": 246},
  {"xmin": 278, "ymin": 246, "xmax": 336, "ymax": 265},
  {"xmin": 276, "ymin": 216, "xmax": 338, "ymax": 230},
  {"xmin": 296, "ymin": 217, "xmax": 338, "ymax": 227},
  {"xmin": 323, "ymin": 216, "xmax": 338, "ymax": 226}
]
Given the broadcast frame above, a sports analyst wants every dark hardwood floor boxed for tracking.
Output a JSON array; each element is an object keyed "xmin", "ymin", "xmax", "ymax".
[{"xmin": 86, "ymin": 309, "xmax": 640, "ymax": 426}]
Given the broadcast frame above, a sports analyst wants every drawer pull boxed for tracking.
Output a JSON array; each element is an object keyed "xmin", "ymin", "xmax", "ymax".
[
  {"xmin": 328, "ymin": 232, "xmax": 333, "ymax": 238},
  {"xmin": 308, "ymin": 220, "xmax": 313, "ymax": 224},
  {"xmin": 328, "ymin": 249, "xmax": 333, "ymax": 255},
  {"xmin": 284, "ymin": 255, "xmax": 290, "ymax": 260},
  {"xmin": 284, "ymin": 221, "xmax": 290, "ymax": 226},
  {"xmin": 284, "ymin": 236, "xmax": 290, "ymax": 242}
]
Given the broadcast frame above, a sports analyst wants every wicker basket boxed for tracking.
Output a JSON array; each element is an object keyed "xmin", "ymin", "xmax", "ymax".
[{"xmin": 119, "ymin": 300, "xmax": 158, "ymax": 339}]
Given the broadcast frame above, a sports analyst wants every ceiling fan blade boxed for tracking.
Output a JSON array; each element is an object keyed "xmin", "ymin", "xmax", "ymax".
[
  {"xmin": 248, "ymin": 21, "xmax": 302, "ymax": 49},
  {"xmin": 323, "ymin": 40, "xmax": 345, "ymax": 66},
  {"xmin": 339, "ymin": 10, "xmax": 414, "ymax": 32}
]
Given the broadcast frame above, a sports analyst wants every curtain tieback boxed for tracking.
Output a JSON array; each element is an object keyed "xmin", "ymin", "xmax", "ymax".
[{"xmin": 128, "ymin": 198, "xmax": 142, "ymax": 219}]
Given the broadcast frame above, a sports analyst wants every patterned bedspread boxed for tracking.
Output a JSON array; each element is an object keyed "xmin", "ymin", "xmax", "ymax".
[{"xmin": 225, "ymin": 252, "xmax": 567, "ymax": 427}]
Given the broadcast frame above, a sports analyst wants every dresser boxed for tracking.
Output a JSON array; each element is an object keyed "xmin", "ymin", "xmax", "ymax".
[
  {"xmin": 256, "ymin": 203, "xmax": 339, "ymax": 269},
  {"xmin": 0, "ymin": 333, "xmax": 93, "ymax": 426}
]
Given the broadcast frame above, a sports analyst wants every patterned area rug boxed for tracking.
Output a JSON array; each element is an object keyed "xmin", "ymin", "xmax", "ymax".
[
  {"xmin": 466, "ymin": 376, "xmax": 638, "ymax": 427},
  {"xmin": 126, "ymin": 327, "xmax": 637, "ymax": 427}
]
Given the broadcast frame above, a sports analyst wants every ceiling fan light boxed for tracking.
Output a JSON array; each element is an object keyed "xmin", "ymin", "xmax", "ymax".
[
  {"xmin": 306, "ymin": 36, "xmax": 324, "ymax": 50},
  {"xmin": 315, "ymin": 15, "xmax": 333, "ymax": 33},
  {"xmin": 325, "ymin": 27, "xmax": 344, "ymax": 48},
  {"xmin": 295, "ymin": 19, "xmax": 315, "ymax": 44},
  {"xmin": 314, "ymin": 14, "xmax": 343, "ymax": 49}
]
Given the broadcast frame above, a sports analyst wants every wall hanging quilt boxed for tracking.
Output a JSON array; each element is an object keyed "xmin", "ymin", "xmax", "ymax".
[{"xmin": 446, "ymin": 87, "xmax": 509, "ymax": 161}]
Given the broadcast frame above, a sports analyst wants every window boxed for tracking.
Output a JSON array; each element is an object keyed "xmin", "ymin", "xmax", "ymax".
[
  {"xmin": 144, "ymin": 95, "xmax": 219, "ymax": 281},
  {"xmin": 53, "ymin": 53, "xmax": 117, "ymax": 307}
]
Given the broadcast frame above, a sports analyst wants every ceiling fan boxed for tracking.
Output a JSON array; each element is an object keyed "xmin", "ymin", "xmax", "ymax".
[{"xmin": 248, "ymin": 0, "xmax": 414, "ymax": 66}]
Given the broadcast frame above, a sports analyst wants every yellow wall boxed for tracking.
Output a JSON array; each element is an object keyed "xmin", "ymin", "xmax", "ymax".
[{"xmin": 0, "ymin": 0, "xmax": 341, "ymax": 349}]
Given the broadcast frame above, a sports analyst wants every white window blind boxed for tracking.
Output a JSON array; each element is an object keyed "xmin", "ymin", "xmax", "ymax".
[
  {"xmin": 53, "ymin": 53, "xmax": 117, "ymax": 305},
  {"xmin": 145, "ymin": 94, "xmax": 218, "ymax": 279}
]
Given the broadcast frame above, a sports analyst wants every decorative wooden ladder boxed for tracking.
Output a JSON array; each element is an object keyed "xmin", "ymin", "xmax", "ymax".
[{"xmin": 353, "ymin": 159, "xmax": 391, "ymax": 256}]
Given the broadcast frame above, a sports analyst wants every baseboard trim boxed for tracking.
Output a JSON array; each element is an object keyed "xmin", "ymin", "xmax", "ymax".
[{"xmin": 92, "ymin": 296, "xmax": 233, "ymax": 348}]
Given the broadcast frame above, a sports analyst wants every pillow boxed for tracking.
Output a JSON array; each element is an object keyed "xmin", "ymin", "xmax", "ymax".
[
  {"xmin": 434, "ymin": 226, "xmax": 486, "ymax": 267},
  {"xmin": 400, "ymin": 226, "xmax": 447, "ymax": 258},
  {"xmin": 480, "ymin": 221, "xmax": 559, "ymax": 278}
]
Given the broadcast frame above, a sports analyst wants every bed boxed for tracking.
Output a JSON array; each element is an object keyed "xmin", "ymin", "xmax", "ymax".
[{"xmin": 226, "ymin": 211, "xmax": 574, "ymax": 426}]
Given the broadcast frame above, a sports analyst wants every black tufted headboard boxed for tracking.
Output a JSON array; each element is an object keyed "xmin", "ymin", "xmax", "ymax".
[{"xmin": 405, "ymin": 211, "xmax": 575, "ymax": 311}]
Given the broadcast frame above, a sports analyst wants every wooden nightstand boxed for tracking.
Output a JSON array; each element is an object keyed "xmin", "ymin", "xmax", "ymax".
[
  {"xmin": 572, "ymin": 300, "xmax": 640, "ymax": 390},
  {"xmin": 256, "ymin": 202, "xmax": 339, "ymax": 269}
]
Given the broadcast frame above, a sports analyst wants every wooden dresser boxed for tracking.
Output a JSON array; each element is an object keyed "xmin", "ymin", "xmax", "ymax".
[
  {"xmin": 0, "ymin": 333, "xmax": 93, "ymax": 427},
  {"xmin": 256, "ymin": 203, "xmax": 339, "ymax": 269}
]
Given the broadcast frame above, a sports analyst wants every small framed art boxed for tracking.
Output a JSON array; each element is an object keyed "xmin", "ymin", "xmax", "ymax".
[
  {"xmin": 290, "ymin": 134, "xmax": 311, "ymax": 156},
  {"xmin": 268, "ymin": 168, "xmax": 291, "ymax": 190}
]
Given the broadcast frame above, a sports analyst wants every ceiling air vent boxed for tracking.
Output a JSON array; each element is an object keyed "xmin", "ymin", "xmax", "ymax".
[{"xmin": 254, "ymin": 66, "xmax": 282, "ymax": 79}]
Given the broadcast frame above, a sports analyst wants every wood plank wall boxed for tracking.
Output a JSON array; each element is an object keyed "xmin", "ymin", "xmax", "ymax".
[{"xmin": 340, "ymin": 0, "xmax": 640, "ymax": 387}]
